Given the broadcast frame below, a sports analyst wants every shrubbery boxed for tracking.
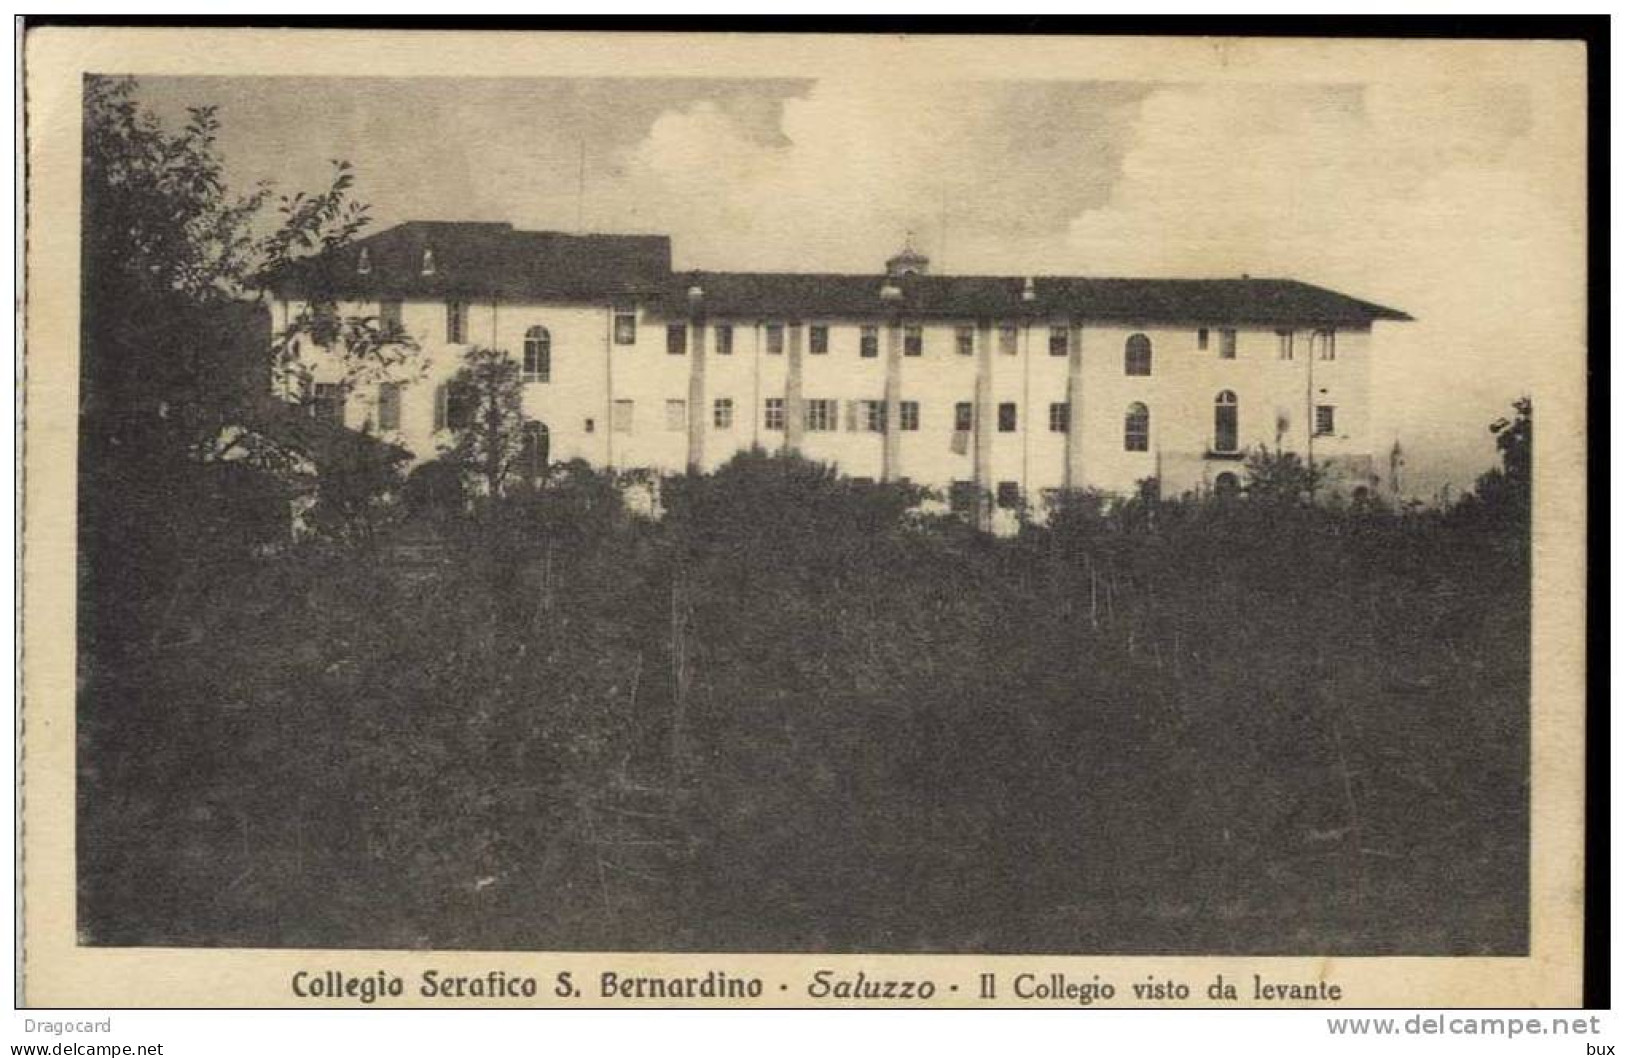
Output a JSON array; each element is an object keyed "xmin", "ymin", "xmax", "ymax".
[{"xmin": 79, "ymin": 443, "xmax": 1530, "ymax": 955}]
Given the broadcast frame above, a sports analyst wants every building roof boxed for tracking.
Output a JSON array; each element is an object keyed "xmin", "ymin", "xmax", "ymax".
[
  {"xmin": 241, "ymin": 394, "xmax": 413, "ymax": 471},
  {"xmin": 673, "ymin": 272, "xmax": 1411, "ymax": 326},
  {"xmin": 268, "ymin": 221, "xmax": 1409, "ymax": 325},
  {"xmin": 265, "ymin": 221, "xmax": 673, "ymax": 300}
]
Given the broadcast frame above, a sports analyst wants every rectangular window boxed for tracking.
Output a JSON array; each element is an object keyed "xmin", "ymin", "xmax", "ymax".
[
  {"xmin": 665, "ymin": 399, "xmax": 687, "ymax": 431},
  {"xmin": 899, "ymin": 400, "xmax": 920, "ymax": 432},
  {"xmin": 998, "ymin": 402, "xmax": 1017, "ymax": 432},
  {"xmin": 441, "ymin": 381, "xmax": 474, "ymax": 430},
  {"xmin": 1276, "ymin": 329, "xmax": 1294, "ymax": 360},
  {"xmin": 765, "ymin": 323, "xmax": 785, "ymax": 355},
  {"xmin": 446, "ymin": 300, "xmax": 468, "ymax": 344},
  {"xmin": 308, "ymin": 382, "xmax": 345, "ymax": 425},
  {"xmin": 667, "ymin": 324, "xmax": 687, "ymax": 355},
  {"xmin": 809, "ymin": 325, "xmax": 829, "ymax": 355},
  {"xmin": 1316, "ymin": 329, "xmax": 1337, "ymax": 360},
  {"xmin": 764, "ymin": 397, "xmax": 785, "ymax": 431},
  {"xmin": 613, "ymin": 304, "xmax": 637, "ymax": 345},
  {"xmin": 1220, "ymin": 329, "xmax": 1237, "ymax": 359},
  {"xmin": 806, "ymin": 398, "xmax": 838, "ymax": 432},
  {"xmin": 955, "ymin": 325, "xmax": 975, "ymax": 357},
  {"xmin": 954, "ymin": 401, "xmax": 973, "ymax": 433},
  {"xmin": 1049, "ymin": 326, "xmax": 1069, "ymax": 357},
  {"xmin": 1315, "ymin": 405, "xmax": 1336, "ymax": 436},
  {"xmin": 612, "ymin": 399, "xmax": 634, "ymax": 433},
  {"xmin": 861, "ymin": 400, "xmax": 887, "ymax": 433},
  {"xmin": 713, "ymin": 398, "xmax": 733, "ymax": 429},
  {"xmin": 860, "ymin": 325, "xmax": 879, "ymax": 359},
  {"xmin": 585, "ymin": 418, "xmax": 595, "ymax": 434},
  {"xmin": 996, "ymin": 481, "xmax": 1022, "ymax": 510},
  {"xmin": 715, "ymin": 324, "xmax": 734, "ymax": 355},
  {"xmin": 379, "ymin": 299, "xmax": 403, "ymax": 334},
  {"xmin": 903, "ymin": 324, "xmax": 923, "ymax": 357},
  {"xmin": 1048, "ymin": 402, "xmax": 1070, "ymax": 434},
  {"xmin": 1197, "ymin": 327, "xmax": 1209, "ymax": 350},
  {"xmin": 377, "ymin": 382, "xmax": 402, "ymax": 431},
  {"xmin": 999, "ymin": 323, "xmax": 1019, "ymax": 356}
]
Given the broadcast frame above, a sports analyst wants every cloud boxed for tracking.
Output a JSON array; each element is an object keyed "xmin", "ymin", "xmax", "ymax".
[
  {"xmin": 1062, "ymin": 82, "xmax": 1561, "ymax": 495},
  {"xmin": 606, "ymin": 78, "xmax": 1141, "ymax": 274}
]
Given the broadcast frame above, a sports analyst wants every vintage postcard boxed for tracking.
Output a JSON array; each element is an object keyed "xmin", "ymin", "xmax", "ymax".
[{"xmin": 21, "ymin": 26, "xmax": 1590, "ymax": 1008}]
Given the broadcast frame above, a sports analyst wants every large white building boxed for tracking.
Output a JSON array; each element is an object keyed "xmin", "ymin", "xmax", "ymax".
[{"xmin": 272, "ymin": 220, "xmax": 1409, "ymax": 526}]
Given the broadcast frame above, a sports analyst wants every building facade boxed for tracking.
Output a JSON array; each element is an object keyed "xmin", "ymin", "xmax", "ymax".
[{"xmin": 271, "ymin": 221, "xmax": 1409, "ymax": 527}]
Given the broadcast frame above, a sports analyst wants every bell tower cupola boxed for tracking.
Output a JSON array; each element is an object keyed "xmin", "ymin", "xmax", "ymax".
[{"xmin": 884, "ymin": 232, "xmax": 930, "ymax": 278}]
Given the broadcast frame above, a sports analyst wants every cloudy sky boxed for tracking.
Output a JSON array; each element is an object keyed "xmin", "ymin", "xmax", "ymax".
[{"xmin": 137, "ymin": 71, "xmax": 1581, "ymax": 497}]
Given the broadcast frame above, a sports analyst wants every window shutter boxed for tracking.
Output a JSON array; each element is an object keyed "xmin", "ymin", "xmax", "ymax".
[
  {"xmin": 434, "ymin": 383, "xmax": 447, "ymax": 431},
  {"xmin": 844, "ymin": 400, "xmax": 859, "ymax": 432}
]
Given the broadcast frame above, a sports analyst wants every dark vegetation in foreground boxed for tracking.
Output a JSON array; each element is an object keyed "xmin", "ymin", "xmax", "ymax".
[
  {"xmin": 75, "ymin": 74, "xmax": 1530, "ymax": 955},
  {"xmin": 79, "ymin": 447, "xmax": 1531, "ymax": 955}
]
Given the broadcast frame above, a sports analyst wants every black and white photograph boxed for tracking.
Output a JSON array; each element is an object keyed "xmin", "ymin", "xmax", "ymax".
[{"xmin": 22, "ymin": 25, "xmax": 1591, "ymax": 1009}]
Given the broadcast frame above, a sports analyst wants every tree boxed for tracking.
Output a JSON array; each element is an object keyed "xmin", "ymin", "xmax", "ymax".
[
  {"xmin": 442, "ymin": 345, "xmax": 531, "ymax": 499},
  {"xmin": 81, "ymin": 75, "xmax": 415, "ymax": 503},
  {"xmin": 79, "ymin": 74, "xmax": 417, "ymax": 652},
  {"xmin": 1242, "ymin": 446, "xmax": 1324, "ymax": 506},
  {"xmin": 82, "ymin": 77, "xmax": 271, "ymax": 477},
  {"xmin": 1489, "ymin": 396, "xmax": 1532, "ymax": 493},
  {"xmin": 1467, "ymin": 397, "xmax": 1532, "ymax": 528}
]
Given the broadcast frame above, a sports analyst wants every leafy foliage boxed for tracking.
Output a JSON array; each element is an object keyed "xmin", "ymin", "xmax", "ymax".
[
  {"xmin": 1243, "ymin": 446, "xmax": 1326, "ymax": 505},
  {"xmin": 1461, "ymin": 397, "xmax": 1533, "ymax": 531},
  {"xmin": 82, "ymin": 448, "xmax": 1531, "ymax": 955},
  {"xmin": 441, "ymin": 346, "xmax": 530, "ymax": 499},
  {"xmin": 78, "ymin": 78, "xmax": 418, "ymax": 922}
]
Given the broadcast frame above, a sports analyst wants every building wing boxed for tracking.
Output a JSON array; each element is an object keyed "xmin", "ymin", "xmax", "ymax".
[
  {"xmin": 266, "ymin": 220, "xmax": 1409, "ymax": 327},
  {"xmin": 265, "ymin": 221, "xmax": 673, "ymax": 301},
  {"xmin": 670, "ymin": 272, "xmax": 1411, "ymax": 325}
]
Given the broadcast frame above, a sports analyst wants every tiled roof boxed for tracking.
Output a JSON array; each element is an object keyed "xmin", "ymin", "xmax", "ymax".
[
  {"xmin": 241, "ymin": 394, "xmax": 412, "ymax": 469},
  {"xmin": 672, "ymin": 272, "xmax": 1411, "ymax": 325},
  {"xmin": 268, "ymin": 221, "xmax": 1409, "ymax": 325},
  {"xmin": 266, "ymin": 221, "xmax": 672, "ymax": 300}
]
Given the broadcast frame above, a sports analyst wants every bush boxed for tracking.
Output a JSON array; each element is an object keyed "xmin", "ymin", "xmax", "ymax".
[{"xmin": 79, "ymin": 449, "xmax": 1531, "ymax": 955}]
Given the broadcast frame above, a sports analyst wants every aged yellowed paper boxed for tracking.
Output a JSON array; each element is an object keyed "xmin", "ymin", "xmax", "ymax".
[{"xmin": 23, "ymin": 27, "xmax": 1587, "ymax": 1007}]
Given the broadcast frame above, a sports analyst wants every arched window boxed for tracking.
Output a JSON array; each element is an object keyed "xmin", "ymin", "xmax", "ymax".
[
  {"xmin": 1124, "ymin": 402, "xmax": 1150, "ymax": 452},
  {"xmin": 1213, "ymin": 390, "xmax": 1239, "ymax": 453},
  {"xmin": 519, "ymin": 421, "xmax": 550, "ymax": 485},
  {"xmin": 1214, "ymin": 471, "xmax": 1241, "ymax": 498},
  {"xmin": 523, "ymin": 326, "xmax": 551, "ymax": 383},
  {"xmin": 1125, "ymin": 333, "xmax": 1152, "ymax": 376}
]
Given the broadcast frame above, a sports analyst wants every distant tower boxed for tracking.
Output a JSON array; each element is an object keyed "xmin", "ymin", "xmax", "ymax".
[{"xmin": 885, "ymin": 232, "xmax": 930, "ymax": 277}]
